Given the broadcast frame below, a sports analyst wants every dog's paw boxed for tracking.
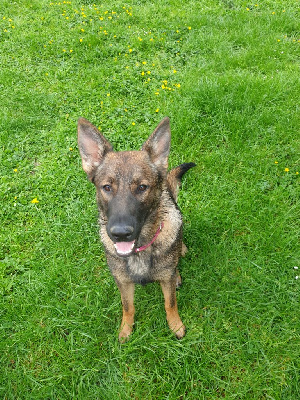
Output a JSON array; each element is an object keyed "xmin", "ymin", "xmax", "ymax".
[
  {"xmin": 118, "ymin": 324, "xmax": 133, "ymax": 343},
  {"xmin": 174, "ymin": 324, "xmax": 186, "ymax": 339},
  {"xmin": 168, "ymin": 318, "xmax": 186, "ymax": 339}
]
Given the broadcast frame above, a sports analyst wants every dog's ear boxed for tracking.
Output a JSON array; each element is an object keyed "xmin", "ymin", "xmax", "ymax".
[
  {"xmin": 142, "ymin": 117, "xmax": 171, "ymax": 172},
  {"xmin": 77, "ymin": 118, "xmax": 113, "ymax": 180}
]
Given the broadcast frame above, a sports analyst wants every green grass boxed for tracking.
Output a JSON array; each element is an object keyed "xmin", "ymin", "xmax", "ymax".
[{"xmin": 1, "ymin": 0, "xmax": 299, "ymax": 398}]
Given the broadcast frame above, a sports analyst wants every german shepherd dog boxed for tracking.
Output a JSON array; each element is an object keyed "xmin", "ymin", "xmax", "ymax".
[{"xmin": 78, "ymin": 117, "xmax": 195, "ymax": 341}]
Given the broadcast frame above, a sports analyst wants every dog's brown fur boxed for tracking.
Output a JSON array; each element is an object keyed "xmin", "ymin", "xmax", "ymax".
[{"xmin": 78, "ymin": 117, "xmax": 195, "ymax": 341}]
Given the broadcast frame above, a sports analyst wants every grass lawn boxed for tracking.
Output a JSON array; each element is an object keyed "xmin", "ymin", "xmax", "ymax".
[{"xmin": 1, "ymin": 0, "xmax": 299, "ymax": 398}]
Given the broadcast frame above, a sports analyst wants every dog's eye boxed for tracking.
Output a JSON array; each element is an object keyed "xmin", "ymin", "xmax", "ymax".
[
  {"xmin": 137, "ymin": 184, "xmax": 148, "ymax": 193},
  {"xmin": 103, "ymin": 185, "xmax": 112, "ymax": 192}
]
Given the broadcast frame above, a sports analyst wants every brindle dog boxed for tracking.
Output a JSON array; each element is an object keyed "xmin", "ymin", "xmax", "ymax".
[{"xmin": 78, "ymin": 117, "xmax": 195, "ymax": 341}]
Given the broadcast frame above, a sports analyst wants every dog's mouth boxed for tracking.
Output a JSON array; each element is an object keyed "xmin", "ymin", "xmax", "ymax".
[{"xmin": 114, "ymin": 240, "xmax": 136, "ymax": 256}]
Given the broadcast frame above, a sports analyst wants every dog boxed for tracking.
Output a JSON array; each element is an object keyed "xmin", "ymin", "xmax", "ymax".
[{"xmin": 77, "ymin": 117, "xmax": 195, "ymax": 341}]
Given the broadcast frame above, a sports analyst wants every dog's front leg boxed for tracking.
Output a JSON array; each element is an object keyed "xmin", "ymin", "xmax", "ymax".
[
  {"xmin": 160, "ymin": 279, "xmax": 186, "ymax": 339},
  {"xmin": 116, "ymin": 281, "xmax": 135, "ymax": 342}
]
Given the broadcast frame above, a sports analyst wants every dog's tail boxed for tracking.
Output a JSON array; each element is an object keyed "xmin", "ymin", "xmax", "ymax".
[{"xmin": 167, "ymin": 162, "xmax": 196, "ymax": 202}]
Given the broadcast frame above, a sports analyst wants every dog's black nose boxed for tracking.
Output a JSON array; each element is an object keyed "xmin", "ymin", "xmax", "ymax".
[{"xmin": 110, "ymin": 225, "xmax": 134, "ymax": 241}]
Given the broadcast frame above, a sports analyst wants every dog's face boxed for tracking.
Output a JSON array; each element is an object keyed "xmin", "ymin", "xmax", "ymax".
[
  {"xmin": 78, "ymin": 117, "xmax": 171, "ymax": 256},
  {"xmin": 94, "ymin": 150, "xmax": 163, "ymax": 256}
]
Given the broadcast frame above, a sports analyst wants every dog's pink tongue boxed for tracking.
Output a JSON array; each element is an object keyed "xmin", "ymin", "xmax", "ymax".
[{"xmin": 114, "ymin": 241, "xmax": 135, "ymax": 255}]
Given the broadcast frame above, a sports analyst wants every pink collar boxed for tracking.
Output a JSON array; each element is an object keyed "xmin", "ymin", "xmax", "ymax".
[{"xmin": 135, "ymin": 222, "xmax": 164, "ymax": 253}]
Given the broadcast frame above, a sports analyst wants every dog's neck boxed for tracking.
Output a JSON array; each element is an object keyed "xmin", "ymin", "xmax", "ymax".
[{"xmin": 135, "ymin": 222, "xmax": 164, "ymax": 253}]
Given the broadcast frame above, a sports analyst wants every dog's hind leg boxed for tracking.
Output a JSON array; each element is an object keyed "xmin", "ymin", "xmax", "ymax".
[
  {"xmin": 176, "ymin": 269, "xmax": 182, "ymax": 288},
  {"xmin": 181, "ymin": 243, "xmax": 188, "ymax": 257},
  {"xmin": 116, "ymin": 281, "xmax": 135, "ymax": 342},
  {"xmin": 160, "ymin": 279, "xmax": 186, "ymax": 339},
  {"xmin": 175, "ymin": 243, "xmax": 188, "ymax": 288}
]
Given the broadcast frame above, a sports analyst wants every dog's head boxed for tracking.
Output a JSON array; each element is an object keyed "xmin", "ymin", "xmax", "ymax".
[{"xmin": 77, "ymin": 117, "xmax": 171, "ymax": 257}]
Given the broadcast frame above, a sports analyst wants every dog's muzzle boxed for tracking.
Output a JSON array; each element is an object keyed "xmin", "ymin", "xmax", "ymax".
[{"xmin": 109, "ymin": 224, "xmax": 136, "ymax": 256}]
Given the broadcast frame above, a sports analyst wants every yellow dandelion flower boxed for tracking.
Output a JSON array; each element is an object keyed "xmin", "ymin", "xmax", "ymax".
[
  {"xmin": 284, "ymin": 168, "xmax": 289, "ymax": 172},
  {"xmin": 107, "ymin": 93, "xmax": 110, "ymax": 97},
  {"xmin": 142, "ymin": 61, "xmax": 147, "ymax": 65},
  {"xmin": 31, "ymin": 198, "xmax": 39, "ymax": 204},
  {"xmin": 274, "ymin": 161, "xmax": 278, "ymax": 164},
  {"xmin": 132, "ymin": 122, "xmax": 135, "ymax": 126},
  {"xmin": 79, "ymin": 38, "xmax": 83, "ymax": 42},
  {"xmin": 155, "ymin": 108, "xmax": 159, "ymax": 112},
  {"xmin": 13, "ymin": 168, "xmax": 18, "ymax": 172},
  {"xmin": 69, "ymin": 147, "xmax": 73, "ymax": 151},
  {"xmin": 141, "ymin": 71, "xmax": 145, "ymax": 76},
  {"xmin": 188, "ymin": 26, "xmax": 192, "ymax": 30}
]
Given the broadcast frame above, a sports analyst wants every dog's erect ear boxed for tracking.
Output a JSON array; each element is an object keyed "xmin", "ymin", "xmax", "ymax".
[
  {"xmin": 77, "ymin": 118, "xmax": 113, "ymax": 180},
  {"xmin": 142, "ymin": 117, "xmax": 171, "ymax": 172}
]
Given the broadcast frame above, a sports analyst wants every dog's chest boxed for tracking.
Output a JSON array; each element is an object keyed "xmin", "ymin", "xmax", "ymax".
[{"xmin": 126, "ymin": 253, "xmax": 155, "ymax": 285}]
